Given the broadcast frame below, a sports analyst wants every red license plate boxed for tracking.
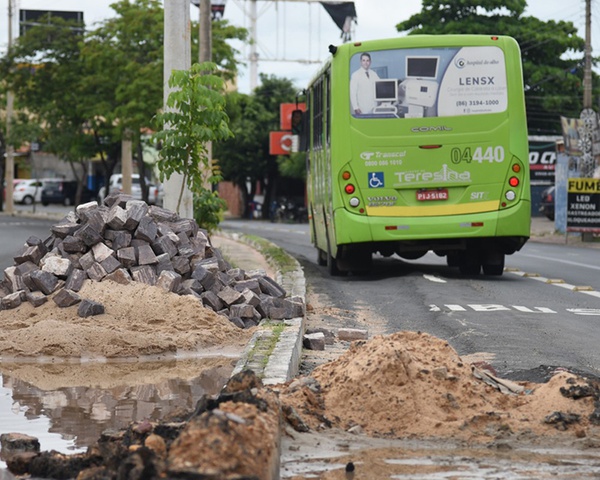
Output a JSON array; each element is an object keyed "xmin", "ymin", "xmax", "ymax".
[{"xmin": 416, "ymin": 189, "xmax": 449, "ymax": 201}]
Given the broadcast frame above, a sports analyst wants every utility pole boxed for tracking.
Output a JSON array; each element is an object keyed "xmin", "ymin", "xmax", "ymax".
[
  {"xmin": 199, "ymin": 0, "xmax": 212, "ymax": 190},
  {"xmin": 249, "ymin": 0, "xmax": 258, "ymax": 91},
  {"xmin": 163, "ymin": 0, "xmax": 193, "ymax": 218},
  {"xmin": 121, "ymin": 130, "xmax": 133, "ymax": 195},
  {"xmin": 581, "ymin": 0, "xmax": 595, "ymax": 242},
  {"xmin": 199, "ymin": 0, "xmax": 211, "ymax": 63},
  {"xmin": 583, "ymin": 0, "xmax": 592, "ymax": 111},
  {"xmin": 236, "ymin": 0, "xmax": 353, "ymax": 91},
  {"xmin": 4, "ymin": 0, "xmax": 15, "ymax": 214}
]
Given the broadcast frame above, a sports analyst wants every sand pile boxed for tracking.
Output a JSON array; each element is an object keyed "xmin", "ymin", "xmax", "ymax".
[
  {"xmin": 280, "ymin": 331, "xmax": 600, "ymax": 440},
  {"xmin": 0, "ymin": 280, "xmax": 252, "ymax": 359}
]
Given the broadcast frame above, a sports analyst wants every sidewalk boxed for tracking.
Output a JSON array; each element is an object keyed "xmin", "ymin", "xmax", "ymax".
[{"xmin": 530, "ymin": 215, "xmax": 600, "ymax": 248}]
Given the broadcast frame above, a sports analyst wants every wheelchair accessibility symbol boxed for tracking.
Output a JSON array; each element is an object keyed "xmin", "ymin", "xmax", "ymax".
[{"xmin": 368, "ymin": 172, "xmax": 384, "ymax": 188}]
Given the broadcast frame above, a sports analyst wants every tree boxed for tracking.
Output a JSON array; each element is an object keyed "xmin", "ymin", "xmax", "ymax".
[
  {"xmin": 152, "ymin": 62, "xmax": 233, "ymax": 233},
  {"xmin": 396, "ymin": 0, "xmax": 587, "ymax": 135},
  {"xmin": 1, "ymin": 0, "xmax": 248, "ymax": 205},
  {"xmin": 214, "ymin": 74, "xmax": 299, "ymax": 219},
  {"xmin": 83, "ymin": 0, "xmax": 248, "ymax": 198},
  {"xmin": 192, "ymin": 18, "xmax": 248, "ymax": 82},
  {"xmin": 278, "ymin": 151, "xmax": 306, "ymax": 181},
  {"xmin": 80, "ymin": 0, "xmax": 165, "ymax": 202},
  {"xmin": 0, "ymin": 15, "xmax": 96, "ymax": 205}
]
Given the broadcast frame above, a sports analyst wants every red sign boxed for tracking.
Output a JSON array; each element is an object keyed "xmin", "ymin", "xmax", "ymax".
[
  {"xmin": 270, "ymin": 131, "xmax": 296, "ymax": 155},
  {"xmin": 280, "ymin": 103, "xmax": 306, "ymax": 130}
]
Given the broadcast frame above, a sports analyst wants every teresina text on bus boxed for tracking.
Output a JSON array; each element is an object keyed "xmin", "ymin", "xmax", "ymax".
[
  {"xmin": 411, "ymin": 126, "xmax": 452, "ymax": 133},
  {"xmin": 394, "ymin": 164, "xmax": 471, "ymax": 184}
]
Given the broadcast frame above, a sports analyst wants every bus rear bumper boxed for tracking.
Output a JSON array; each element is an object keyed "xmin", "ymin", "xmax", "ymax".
[{"xmin": 333, "ymin": 201, "xmax": 530, "ymax": 255}]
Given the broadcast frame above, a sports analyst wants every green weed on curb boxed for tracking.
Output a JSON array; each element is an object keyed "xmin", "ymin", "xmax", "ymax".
[
  {"xmin": 242, "ymin": 234, "xmax": 298, "ymax": 274},
  {"xmin": 246, "ymin": 321, "xmax": 285, "ymax": 373}
]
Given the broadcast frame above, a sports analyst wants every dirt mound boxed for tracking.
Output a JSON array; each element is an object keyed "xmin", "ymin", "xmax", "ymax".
[
  {"xmin": 0, "ymin": 280, "xmax": 252, "ymax": 359},
  {"xmin": 280, "ymin": 331, "xmax": 600, "ymax": 440}
]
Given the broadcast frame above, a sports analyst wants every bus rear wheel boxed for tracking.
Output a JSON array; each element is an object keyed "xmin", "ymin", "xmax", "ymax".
[
  {"xmin": 327, "ymin": 250, "xmax": 343, "ymax": 276},
  {"xmin": 335, "ymin": 245, "xmax": 372, "ymax": 275},
  {"xmin": 482, "ymin": 251, "xmax": 505, "ymax": 276}
]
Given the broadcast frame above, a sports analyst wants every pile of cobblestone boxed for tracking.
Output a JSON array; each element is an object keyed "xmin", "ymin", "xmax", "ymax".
[{"xmin": 0, "ymin": 193, "xmax": 304, "ymax": 328}]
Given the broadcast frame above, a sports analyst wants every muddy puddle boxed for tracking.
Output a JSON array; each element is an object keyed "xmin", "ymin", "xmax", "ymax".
[
  {"xmin": 0, "ymin": 356, "xmax": 237, "ymax": 470},
  {"xmin": 280, "ymin": 428, "xmax": 600, "ymax": 478}
]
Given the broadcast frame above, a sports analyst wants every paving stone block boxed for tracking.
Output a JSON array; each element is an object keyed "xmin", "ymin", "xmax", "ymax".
[
  {"xmin": 303, "ymin": 332, "xmax": 326, "ymax": 351},
  {"xmin": 1, "ymin": 291, "xmax": 23, "ymax": 309},
  {"xmin": 137, "ymin": 244, "xmax": 158, "ymax": 265},
  {"xmin": 65, "ymin": 269, "xmax": 87, "ymax": 292},
  {"xmin": 101, "ymin": 255, "xmax": 122, "ymax": 274},
  {"xmin": 157, "ymin": 270, "xmax": 182, "ymax": 293},
  {"xmin": 26, "ymin": 291, "xmax": 48, "ymax": 307},
  {"xmin": 86, "ymin": 262, "xmax": 108, "ymax": 282},
  {"xmin": 78, "ymin": 299, "xmax": 105, "ymax": 317},
  {"xmin": 75, "ymin": 223, "xmax": 103, "ymax": 247},
  {"xmin": 42, "ymin": 256, "xmax": 72, "ymax": 278},
  {"xmin": 217, "ymin": 286, "xmax": 244, "ymax": 307},
  {"xmin": 14, "ymin": 245, "xmax": 45, "ymax": 265},
  {"xmin": 103, "ymin": 268, "xmax": 132, "ymax": 285},
  {"xmin": 92, "ymin": 242, "xmax": 114, "ymax": 263},
  {"xmin": 29, "ymin": 270, "xmax": 59, "ymax": 295},
  {"xmin": 53, "ymin": 288, "xmax": 81, "ymax": 308},
  {"xmin": 201, "ymin": 290, "xmax": 224, "ymax": 311},
  {"xmin": 130, "ymin": 265, "xmax": 157, "ymax": 285},
  {"xmin": 117, "ymin": 246, "xmax": 137, "ymax": 268}
]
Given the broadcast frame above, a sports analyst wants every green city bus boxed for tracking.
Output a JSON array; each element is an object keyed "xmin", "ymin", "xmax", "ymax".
[{"xmin": 302, "ymin": 35, "xmax": 530, "ymax": 276}]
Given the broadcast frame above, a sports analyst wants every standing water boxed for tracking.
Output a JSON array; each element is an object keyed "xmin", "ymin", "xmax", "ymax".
[{"xmin": 0, "ymin": 356, "xmax": 236, "ymax": 470}]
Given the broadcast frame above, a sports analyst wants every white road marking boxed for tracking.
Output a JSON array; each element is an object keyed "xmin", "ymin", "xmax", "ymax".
[
  {"xmin": 512, "ymin": 305, "xmax": 537, "ymax": 313},
  {"xmin": 469, "ymin": 304, "xmax": 511, "ymax": 312},
  {"xmin": 519, "ymin": 253, "xmax": 600, "ymax": 271},
  {"xmin": 507, "ymin": 270, "xmax": 599, "ymax": 296},
  {"xmin": 566, "ymin": 308, "xmax": 600, "ymax": 316},
  {"xmin": 423, "ymin": 274, "xmax": 446, "ymax": 283},
  {"xmin": 432, "ymin": 305, "xmax": 558, "ymax": 313},
  {"xmin": 447, "ymin": 304, "xmax": 467, "ymax": 311}
]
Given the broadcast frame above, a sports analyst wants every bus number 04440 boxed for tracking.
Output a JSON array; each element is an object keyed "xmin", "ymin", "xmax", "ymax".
[{"xmin": 450, "ymin": 146, "xmax": 505, "ymax": 164}]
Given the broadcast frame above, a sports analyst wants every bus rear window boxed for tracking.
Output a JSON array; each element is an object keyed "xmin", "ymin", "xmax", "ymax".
[{"xmin": 349, "ymin": 46, "xmax": 508, "ymax": 119}]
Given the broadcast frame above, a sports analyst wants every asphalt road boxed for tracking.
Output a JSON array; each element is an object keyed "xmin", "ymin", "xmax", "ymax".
[
  {"xmin": 0, "ymin": 215, "xmax": 57, "ymax": 270},
  {"xmin": 220, "ymin": 218, "xmax": 600, "ymax": 381}
]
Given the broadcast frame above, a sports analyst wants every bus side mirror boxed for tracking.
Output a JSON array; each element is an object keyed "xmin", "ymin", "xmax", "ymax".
[
  {"xmin": 298, "ymin": 110, "xmax": 309, "ymax": 152},
  {"xmin": 291, "ymin": 109, "xmax": 303, "ymax": 135}
]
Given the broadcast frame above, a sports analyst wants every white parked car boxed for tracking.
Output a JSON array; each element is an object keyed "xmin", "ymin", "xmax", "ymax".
[
  {"xmin": 98, "ymin": 174, "xmax": 160, "ymax": 205},
  {"xmin": 13, "ymin": 178, "xmax": 59, "ymax": 205}
]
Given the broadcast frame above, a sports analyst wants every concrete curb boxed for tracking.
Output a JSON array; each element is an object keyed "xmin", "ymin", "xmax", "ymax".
[
  {"xmin": 218, "ymin": 230, "xmax": 306, "ymax": 386},
  {"xmin": 218, "ymin": 231, "xmax": 306, "ymax": 480}
]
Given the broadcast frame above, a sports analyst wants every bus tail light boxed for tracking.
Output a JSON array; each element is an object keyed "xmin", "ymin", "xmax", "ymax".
[
  {"xmin": 340, "ymin": 166, "xmax": 364, "ymax": 213},
  {"xmin": 508, "ymin": 177, "xmax": 519, "ymax": 187}
]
